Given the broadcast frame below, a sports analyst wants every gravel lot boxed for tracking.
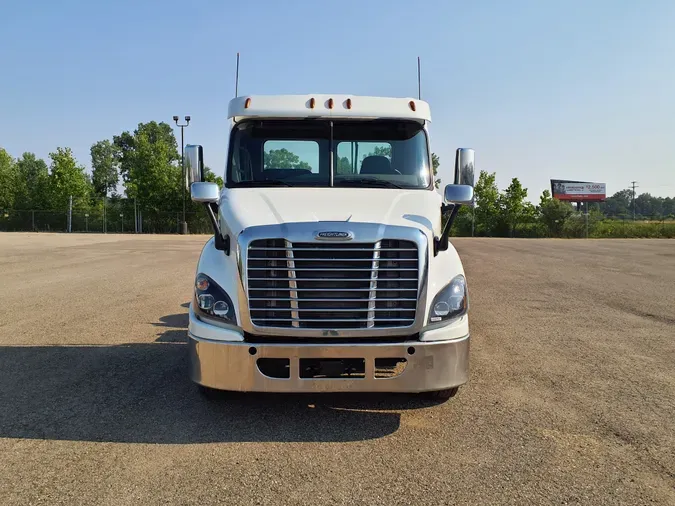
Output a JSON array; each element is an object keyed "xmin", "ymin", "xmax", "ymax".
[{"xmin": 0, "ymin": 234, "xmax": 673, "ymax": 505}]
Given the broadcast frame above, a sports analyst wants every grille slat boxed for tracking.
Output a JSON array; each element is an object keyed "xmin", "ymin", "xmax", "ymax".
[
  {"xmin": 250, "ymin": 257, "xmax": 417, "ymax": 262},
  {"xmin": 249, "ymin": 247, "xmax": 416, "ymax": 252},
  {"xmin": 250, "ymin": 298, "xmax": 416, "ymax": 302},
  {"xmin": 247, "ymin": 238, "xmax": 419, "ymax": 330},
  {"xmin": 248, "ymin": 267, "xmax": 418, "ymax": 272},
  {"xmin": 249, "ymin": 285, "xmax": 417, "ymax": 289},
  {"xmin": 251, "ymin": 308, "xmax": 417, "ymax": 313},
  {"xmin": 248, "ymin": 279, "xmax": 418, "ymax": 282},
  {"xmin": 251, "ymin": 318, "xmax": 416, "ymax": 323}
]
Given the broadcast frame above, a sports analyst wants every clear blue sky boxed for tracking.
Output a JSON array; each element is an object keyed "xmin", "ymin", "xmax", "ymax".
[{"xmin": 2, "ymin": 0, "xmax": 674, "ymax": 199}]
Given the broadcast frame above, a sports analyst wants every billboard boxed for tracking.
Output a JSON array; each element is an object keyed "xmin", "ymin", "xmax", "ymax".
[{"xmin": 550, "ymin": 179, "xmax": 606, "ymax": 201}]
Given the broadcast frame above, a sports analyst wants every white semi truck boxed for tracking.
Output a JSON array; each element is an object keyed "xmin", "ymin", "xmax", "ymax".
[{"xmin": 185, "ymin": 94, "xmax": 475, "ymax": 399}]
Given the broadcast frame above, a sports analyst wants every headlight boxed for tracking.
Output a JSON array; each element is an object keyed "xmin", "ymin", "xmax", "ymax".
[
  {"xmin": 194, "ymin": 273, "xmax": 236, "ymax": 323},
  {"xmin": 428, "ymin": 274, "xmax": 468, "ymax": 324}
]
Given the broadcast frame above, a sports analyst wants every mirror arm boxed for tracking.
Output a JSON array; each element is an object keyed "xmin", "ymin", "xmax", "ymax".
[
  {"xmin": 203, "ymin": 202, "xmax": 230, "ymax": 255},
  {"xmin": 434, "ymin": 203, "xmax": 460, "ymax": 256}
]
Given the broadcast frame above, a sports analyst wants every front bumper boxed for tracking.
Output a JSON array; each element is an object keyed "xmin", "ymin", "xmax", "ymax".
[{"xmin": 188, "ymin": 330, "xmax": 470, "ymax": 393}]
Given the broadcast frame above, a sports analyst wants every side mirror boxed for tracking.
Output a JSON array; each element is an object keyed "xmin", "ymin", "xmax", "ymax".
[
  {"xmin": 444, "ymin": 184, "xmax": 474, "ymax": 205},
  {"xmin": 191, "ymin": 182, "xmax": 219, "ymax": 203},
  {"xmin": 454, "ymin": 148, "xmax": 475, "ymax": 187},
  {"xmin": 185, "ymin": 144, "xmax": 204, "ymax": 187}
]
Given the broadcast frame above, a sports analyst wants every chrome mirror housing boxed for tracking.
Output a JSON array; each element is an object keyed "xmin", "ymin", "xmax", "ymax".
[
  {"xmin": 454, "ymin": 148, "xmax": 475, "ymax": 187},
  {"xmin": 185, "ymin": 144, "xmax": 204, "ymax": 187},
  {"xmin": 191, "ymin": 182, "xmax": 219, "ymax": 203},
  {"xmin": 444, "ymin": 184, "xmax": 474, "ymax": 205}
]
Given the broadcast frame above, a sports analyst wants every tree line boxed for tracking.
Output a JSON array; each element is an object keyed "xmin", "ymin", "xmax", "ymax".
[
  {"xmin": 451, "ymin": 171, "xmax": 675, "ymax": 238},
  {"xmin": 0, "ymin": 121, "xmax": 222, "ymax": 212},
  {"xmin": 0, "ymin": 121, "xmax": 223, "ymax": 233}
]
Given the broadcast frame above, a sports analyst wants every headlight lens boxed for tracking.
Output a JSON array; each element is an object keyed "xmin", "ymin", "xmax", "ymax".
[
  {"xmin": 194, "ymin": 274, "xmax": 236, "ymax": 323},
  {"xmin": 428, "ymin": 274, "xmax": 468, "ymax": 324}
]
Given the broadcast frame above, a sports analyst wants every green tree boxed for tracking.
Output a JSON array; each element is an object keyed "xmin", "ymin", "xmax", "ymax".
[
  {"xmin": 372, "ymin": 145, "xmax": 391, "ymax": 158},
  {"xmin": 539, "ymin": 189, "xmax": 552, "ymax": 207},
  {"xmin": 14, "ymin": 152, "xmax": 50, "ymax": 209},
  {"xmin": 473, "ymin": 170, "xmax": 500, "ymax": 236},
  {"xmin": 113, "ymin": 121, "xmax": 181, "ymax": 211},
  {"xmin": 202, "ymin": 166, "xmax": 224, "ymax": 187},
  {"xmin": 90, "ymin": 139, "xmax": 119, "ymax": 197},
  {"xmin": 47, "ymin": 147, "xmax": 92, "ymax": 210},
  {"xmin": 498, "ymin": 177, "xmax": 528, "ymax": 237},
  {"xmin": 600, "ymin": 189, "xmax": 632, "ymax": 218},
  {"xmin": 0, "ymin": 148, "xmax": 18, "ymax": 209},
  {"xmin": 450, "ymin": 204, "xmax": 475, "ymax": 236},
  {"xmin": 539, "ymin": 191, "xmax": 573, "ymax": 237},
  {"xmin": 336, "ymin": 156, "xmax": 352, "ymax": 175},
  {"xmin": 431, "ymin": 152, "xmax": 441, "ymax": 189},
  {"xmin": 264, "ymin": 148, "xmax": 311, "ymax": 170},
  {"xmin": 635, "ymin": 192, "xmax": 661, "ymax": 219}
]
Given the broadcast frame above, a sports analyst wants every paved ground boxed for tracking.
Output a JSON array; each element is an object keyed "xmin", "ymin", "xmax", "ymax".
[{"xmin": 0, "ymin": 234, "xmax": 673, "ymax": 505}]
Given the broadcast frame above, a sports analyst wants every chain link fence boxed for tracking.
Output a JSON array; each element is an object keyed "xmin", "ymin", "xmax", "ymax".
[
  {"xmin": 0, "ymin": 208, "xmax": 213, "ymax": 234},
  {"xmin": 3, "ymin": 204, "xmax": 674, "ymax": 238}
]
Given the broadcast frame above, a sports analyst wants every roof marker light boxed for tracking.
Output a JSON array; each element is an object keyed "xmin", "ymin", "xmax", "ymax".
[
  {"xmin": 345, "ymin": 98, "xmax": 352, "ymax": 109},
  {"xmin": 409, "ymin": 100, "xmax": 416, "ymax": 111},
  {"xmin": 244, "ymin": 97, "xmax": 251, "ymax": 108},
  {"xmin": 328, "ymin": 98, "xmax": 334, "ymax": 109},
  {"xmin": 309, "ymin": 97, "xmax": 315, "ymax": 109}
]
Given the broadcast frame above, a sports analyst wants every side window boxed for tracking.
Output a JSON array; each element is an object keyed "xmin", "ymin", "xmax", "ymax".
[
  {"xmin": 263, "ymin": 140, "xmax": 319, "ymax": 173},
  {"xmin": 336, "ymin": 142, "xmax": 392, "ymax": 175},
  {"xmin": 230, "ymin": 133, "xmax": 253, "ymax": 182}
]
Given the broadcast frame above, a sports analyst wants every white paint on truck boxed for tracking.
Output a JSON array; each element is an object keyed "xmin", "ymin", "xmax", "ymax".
[{"xmin": 186, "ymin": 94, "xmax": 474, "ymax": 399}]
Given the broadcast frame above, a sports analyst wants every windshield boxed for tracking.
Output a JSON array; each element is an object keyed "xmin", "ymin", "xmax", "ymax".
[{"xmin": 226, "ymin": 119, "xmax": 431, "ymax": 189}]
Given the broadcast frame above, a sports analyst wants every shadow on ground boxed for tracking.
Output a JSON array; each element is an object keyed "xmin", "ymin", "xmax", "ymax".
[
  {"xmin": 0, "ymin": 310, "xmax": 441, "ymax": 444},
  {"xmin": 152, "ymin": 312, "xmax": 189, "ymax": 343}
]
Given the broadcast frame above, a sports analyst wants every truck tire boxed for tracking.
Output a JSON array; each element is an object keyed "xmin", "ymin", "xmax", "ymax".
[
  {"xmin": 198, "ymin": 384, "xmax": 225, "ymax": 400},
  {"xmin": 423, "ymin": 387, "xmax": 459, "ymax": 400}
]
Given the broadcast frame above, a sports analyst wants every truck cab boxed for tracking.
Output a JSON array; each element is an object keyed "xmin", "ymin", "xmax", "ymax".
[{"xmin": 186, "ymin": 94, "xmax": 475, "ymax": 399}]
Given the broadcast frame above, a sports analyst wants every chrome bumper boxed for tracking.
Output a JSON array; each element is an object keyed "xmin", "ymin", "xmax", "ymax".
[{"xmin": 188, "ymin": 333, "xmax": 470, "ymax": 393}]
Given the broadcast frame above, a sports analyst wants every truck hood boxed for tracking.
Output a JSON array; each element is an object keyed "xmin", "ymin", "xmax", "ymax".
[{"xmin": 219, "ymin": 187, "xmax": 443, "ymax": 239}]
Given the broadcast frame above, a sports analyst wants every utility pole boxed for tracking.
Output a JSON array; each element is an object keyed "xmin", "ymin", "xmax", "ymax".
[
  {"xmin": 471, "ymin": 206, "xmax": 475, "ymax": 237},
  {"xmin": 173, "ymin": 115, "xmax": 191, "ymax": 235},
  {"xmin": 630, "ymin": 181, "xmax": 638, "ymax": 220},
  {"xmin": 67, "ymin": 196, "xmax": 72, "ymax": 233}
]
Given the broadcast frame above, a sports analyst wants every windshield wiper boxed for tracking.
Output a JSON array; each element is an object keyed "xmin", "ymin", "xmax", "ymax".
[
  {"xmin": 335, "ymin": 178, "xmax": 403, "ymax": 189},
  {"xmin": 229, "ymin": 180, "xmax": 293, "ymax": 187}
]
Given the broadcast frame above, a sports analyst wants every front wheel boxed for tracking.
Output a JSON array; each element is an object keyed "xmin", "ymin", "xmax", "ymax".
[
  {"xmin": 422, "ymin": 387, "xmax": 459, "ymax": 400},
  {"xmin": 197, "ymin": 384, "xmax": 227, "ymax": 400}
]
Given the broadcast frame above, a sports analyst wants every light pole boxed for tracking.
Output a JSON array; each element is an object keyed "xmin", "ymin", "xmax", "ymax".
[{"xmin": 173, "ymin": 115, "xmax": 191, "ymax": 234}]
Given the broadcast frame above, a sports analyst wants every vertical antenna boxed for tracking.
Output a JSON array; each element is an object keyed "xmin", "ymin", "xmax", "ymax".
[
  {"xmin": 417, "ymin": 56, "xmax": 421, "ymax": 99},
  {"xmin": 235, "ymin": 52, "xmax": 240, "ymax": 97}
]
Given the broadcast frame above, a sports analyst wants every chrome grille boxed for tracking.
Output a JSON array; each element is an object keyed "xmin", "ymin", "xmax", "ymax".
[{"xmin": 247, "ymin": 239, "xmax": 419, "ymax": 329}]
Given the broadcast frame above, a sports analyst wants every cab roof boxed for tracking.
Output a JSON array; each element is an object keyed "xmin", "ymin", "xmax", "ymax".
[{"xmin": 227, "ymin": 94, "xmax": 431, "ymax": 123}]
